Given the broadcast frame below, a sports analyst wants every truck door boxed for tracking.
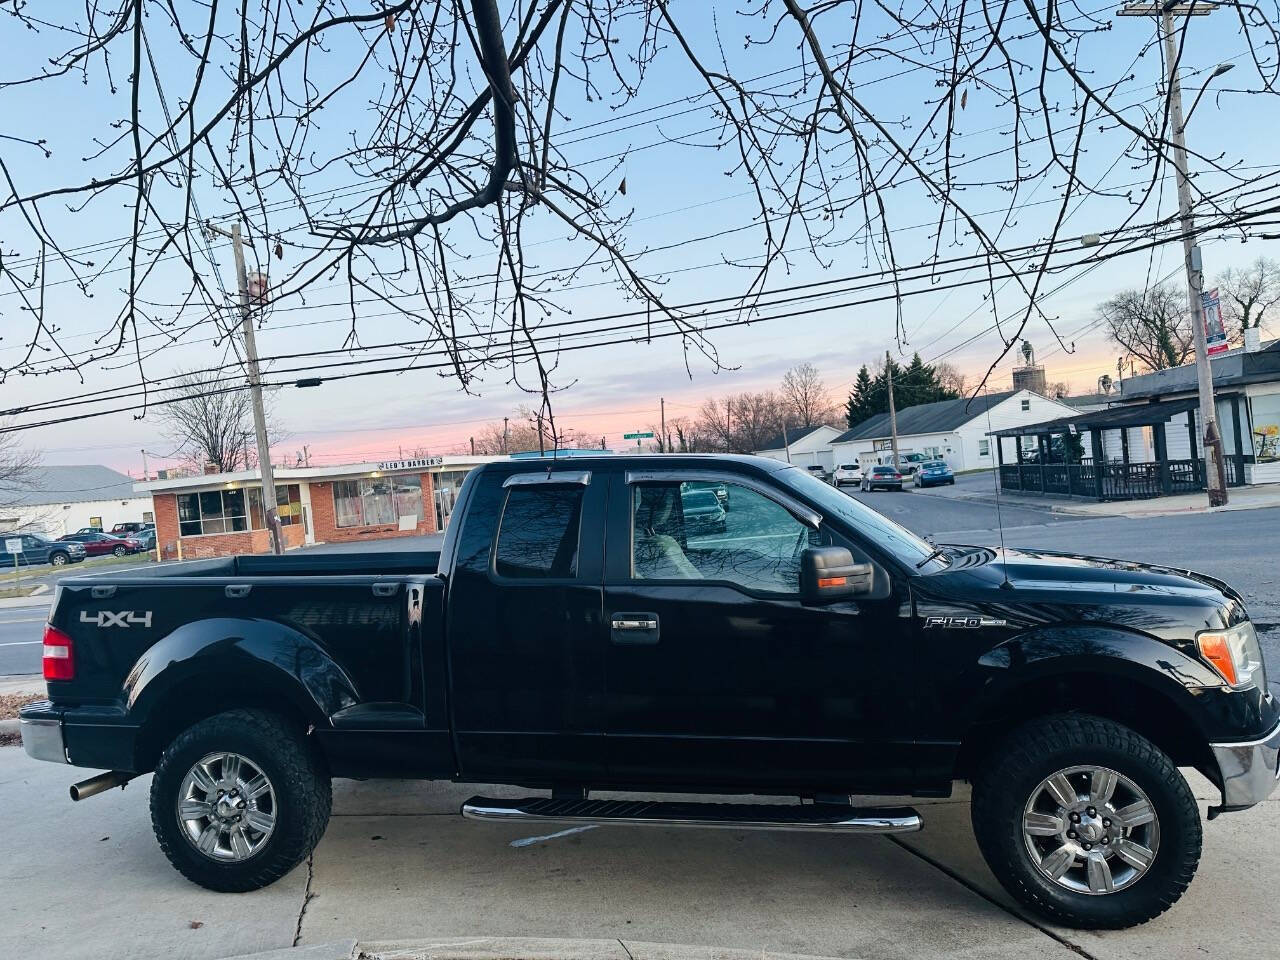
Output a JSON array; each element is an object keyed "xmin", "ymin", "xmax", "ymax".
[
  {"xmin": 602, "ymin": 470, "xmax": 912, "ymax": 792},
  {"xmin": 444, "ymin": 468, "xmax": 607, "ymax": 783}
]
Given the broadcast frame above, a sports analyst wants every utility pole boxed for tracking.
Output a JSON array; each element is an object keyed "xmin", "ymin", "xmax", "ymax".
[
  {"xmin": 725, "ymin": 398, "xmax": 732, "ymax": 453},
  {"xmin": 207, "ymin": 220, "xmax": 284, "ymax": 552},
  {"xmin": 140, "ymin": 449, "xmax": 149, "ymax": 482},
  {"xmin": 469, "ymin": 436, "xmax": 476, "ymax": 456},
  {"xmin": 503, "ymin": 417, "xmax": 509, "ymax": 454},
  {"xmin": 660, "ymin": 397, "xmax": 667, "ymax": 453},
  {"xmin": 1120, "ymin": 1, "xmax": 1228, "ymax": 505},
  {"xmin": 782, "ymin": 422, "xmax": 792, "ymax": 463},
  {"xmin": 886, "ymin": 350, "xmax": 901, "ymax": 471}
]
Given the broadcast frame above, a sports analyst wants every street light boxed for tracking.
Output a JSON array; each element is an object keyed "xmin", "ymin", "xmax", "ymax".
[{"xmin": 1183, "ymin": 62, "xmax": 1235, "ymax": 127}]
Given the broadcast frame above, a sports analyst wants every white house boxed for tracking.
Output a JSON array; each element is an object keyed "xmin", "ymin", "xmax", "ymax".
[
  {"xmin": 754, "ymin": 424, "xmax": 843, "ymax": 471},
  {"xmin": 831, "ymin": 390, "xmax": 1080, "ymax": 472},
  {"xmin": 0, "ymin": 465, "xmax": 154, "ymax": 537}
]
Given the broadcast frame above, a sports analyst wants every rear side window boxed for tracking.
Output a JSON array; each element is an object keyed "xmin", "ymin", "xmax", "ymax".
[{"xmin": 494, "ymin": 486, "xmax": 584, "ymax": 579}]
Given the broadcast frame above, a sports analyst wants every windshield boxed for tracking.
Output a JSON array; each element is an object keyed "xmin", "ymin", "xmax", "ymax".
[{"xmin": 775, "ymin": 467, "xmax": 945, "ymax": 569}]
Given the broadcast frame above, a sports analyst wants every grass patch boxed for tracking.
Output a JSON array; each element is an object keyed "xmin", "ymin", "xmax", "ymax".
[
  {"xmin": 0, "ymin": 584, "xmax": 43, "ymax": 599},
  {"xmin": 0, "ymin": 550, "xmax": 155, "ymax": 583}
]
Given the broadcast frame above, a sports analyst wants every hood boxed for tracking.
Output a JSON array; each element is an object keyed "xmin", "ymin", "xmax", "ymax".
[{"xmin": 927, "ymin": 545, "xmax": 1247, "ymax": 638}]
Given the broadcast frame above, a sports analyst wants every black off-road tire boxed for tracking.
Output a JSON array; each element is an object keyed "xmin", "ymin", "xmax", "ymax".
[
  {"xmin": 150, "ymin": 708, "xmax": 331, "ymax": 892},
  {"xmin": 971, "ymin": 714, "xmax": 1200, "ymax": 929}
]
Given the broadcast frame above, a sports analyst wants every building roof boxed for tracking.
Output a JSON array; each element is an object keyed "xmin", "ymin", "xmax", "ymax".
[
  {"xmin": 1118, "ymin": 339, "xmax": 1280, "ymax": 400},
  {"xmin": 5, "ymin": 464, "xmax": 139, "ymax": 506},
  {"xmin": 833, "ymin": 391, "xmax": 1016, "ymax": 444},
  {"xmin": 987, "ymin": 397, "xmax": 1200, "ymax": 438},
  {"xmin": 755, "ymin": 424, "xmax": 835, "ymax": 453},
  {"xmin": 1059, "ymin": 393, "xmax": 1112, "ymax": 409}
]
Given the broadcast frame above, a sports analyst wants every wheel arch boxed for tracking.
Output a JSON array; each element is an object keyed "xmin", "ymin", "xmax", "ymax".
[
  {"xmin": 955, "ymin": 626, "xmax": 1221, "ymax": 786},
  {"xmin": 127, "ymin": 617, "xmax": 359, "ymax": 772}
]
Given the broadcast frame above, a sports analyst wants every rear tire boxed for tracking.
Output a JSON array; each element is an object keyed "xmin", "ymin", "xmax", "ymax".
[
  {"xmin": 971, "ymin": 714, "xmax": 1200, "ymax": 928},
  {"xmin": 150, "ymin": 708, "xmax": 331, "ymax": 892}
]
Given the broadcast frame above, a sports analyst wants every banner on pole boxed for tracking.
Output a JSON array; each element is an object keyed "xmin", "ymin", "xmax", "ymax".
[{"xmin": 1202, "ymin": 287, "xmax": 1229, "ymax": 357}]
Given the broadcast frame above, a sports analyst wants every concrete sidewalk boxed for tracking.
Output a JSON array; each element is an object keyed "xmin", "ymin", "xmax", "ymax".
[
  {"xmin": 922, "ymin": 477, "xmax": 1280, "ymax": 518},
  {"xmin": 3, "ymin": 747, "xmax": 1277, "ymax": 960}
]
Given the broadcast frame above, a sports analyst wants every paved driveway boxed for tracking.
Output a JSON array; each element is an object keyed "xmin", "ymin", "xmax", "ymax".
[{"xmin": 2, "ymin": 749, "xmax": 1275, "ymax": 960}]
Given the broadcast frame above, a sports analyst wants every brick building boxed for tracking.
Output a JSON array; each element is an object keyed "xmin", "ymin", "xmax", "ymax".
[{"xmin": 135, "ymin": 455, "xmax": 502, "ymax": 559}]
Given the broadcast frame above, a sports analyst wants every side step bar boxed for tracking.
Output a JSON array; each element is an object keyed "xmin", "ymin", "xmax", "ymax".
[{"xmin": 461, "ymin": 796, "xmax": 922, "ymax": 834}]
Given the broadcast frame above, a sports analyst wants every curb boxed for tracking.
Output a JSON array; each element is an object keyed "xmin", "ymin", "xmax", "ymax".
[
  {"xmin": 220, "ymin": 939, "xmax": 850, "ymax": 960},
  {"xmin": 0, "ymin": 588, "xmax": 52, "ymax": 609},
  {"xmin": 0, "ymin": 717, "xmax": 18, "ymax": 736},
  {"xmin": 358, "ymin": 939, "xmax": 848, "ymax": 960}
]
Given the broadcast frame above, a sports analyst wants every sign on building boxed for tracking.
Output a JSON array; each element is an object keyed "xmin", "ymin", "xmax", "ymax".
[
  {"xmin": 376, "ymin": 457, "xmax": 443, "ymax": 471},
  {"xmin": 1202, "ymin": 288, "xmax": 1229, "ymax": 357}
]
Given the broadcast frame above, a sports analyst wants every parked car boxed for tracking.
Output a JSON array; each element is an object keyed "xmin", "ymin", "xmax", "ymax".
[
  {"xmin": 804, "ymin": 463, "xmax": 831, "ymax": 484},
  {"xmin": 0, "ymin": 533, "xmax": 86, "ymax": 567},
  {"xmin": 899, "ymin": 452, "xmax": 929, "ymax": 476},
  {"xmin": 133, "ymin": 526, "xmax": 157, "ymax": 551},
  {"xmin": 21, "ymin": 454, "xmax": 1277, "ymax": 929},
  {"xmin": 832, "ymin": 463, "xmax": 863, "ymax": 487},
  {"xmin": 680, "ymin": 487, "xmax": 728, "ymax": 535},
  {"xmin": 860, "ymin": 465, "xmax": 903, "ymax": 491},
  {"xmin": 110, "ymin": 522, "xmax": 147, "ymax": 536},
  {"xmin": 914, "ymin": 460, "xmax": 955, "ymax": 488},
  {"xmin": 58, "ymin": 531, "xmax": 143, "ymax": 557}
]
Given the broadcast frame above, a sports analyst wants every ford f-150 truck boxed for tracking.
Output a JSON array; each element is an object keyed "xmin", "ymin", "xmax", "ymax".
[{"xmin": 20, "ymin": 455, "xmax": 1279, "ymax": 928}]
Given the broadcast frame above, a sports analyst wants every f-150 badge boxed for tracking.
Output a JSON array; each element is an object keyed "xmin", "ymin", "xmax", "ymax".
[
  {"xmin": 80, "ymin": 610, "xmax": 152, "ymax": 628},
  {"xmin": 924, "ymin": 615, "xmax": 1007, "ymax": 629}
]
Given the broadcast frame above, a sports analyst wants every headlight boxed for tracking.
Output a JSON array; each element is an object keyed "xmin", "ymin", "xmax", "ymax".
[{"xmin": 1197, "ymin": 622, "xmax": 1266, "ymax": 689}]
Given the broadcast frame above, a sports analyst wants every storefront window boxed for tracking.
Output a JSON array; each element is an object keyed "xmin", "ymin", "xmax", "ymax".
[
  {"xmin": 1251, "ymin": 393, "xmax": 1280, "ymax": 463},
  {"xmin": 178, "ymin": 489, "xmax": 248, "ymax": 536},
  {"xmin": 248, "ymin": 485, "xmax": 304, "ymax": 527},
  {"xmin": 334, "ymin": 475, "xmax": 422, "ymax": 527}
]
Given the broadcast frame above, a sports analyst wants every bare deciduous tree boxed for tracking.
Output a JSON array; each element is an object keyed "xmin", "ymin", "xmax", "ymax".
[
  {"xmin": 1216, "ymin": 256, "xmax": 1280, "ymax": 338},
  {"xmin": 1, "ymin": 0, "xmax": 1279, "ymax": 441},
  {"xmin": 0, "ymin": 422, "xmax": 38, "ymax": 515},
  {"xmin": 159, "ymin": 370, "xmax": 284, "ymax": 472},
  {"xmin": 1099, "ymin": 284, "xmax": 1194, "ymax": 372},
  {"xmin": 780, "ymin": 363, "xmax": 835, "ymax": 428}
]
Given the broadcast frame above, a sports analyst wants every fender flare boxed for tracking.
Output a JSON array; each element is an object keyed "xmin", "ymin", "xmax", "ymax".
[
  {"xmin": 964, "ymin": 623, "xmax": 1220, "ymax": 738},
  {"xmin": 123, "ymin": 616, "xmax": 361, "ymax": 730}
]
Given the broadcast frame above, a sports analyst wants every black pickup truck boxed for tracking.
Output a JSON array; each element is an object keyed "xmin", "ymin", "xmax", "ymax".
[{"xmin": 20, "ymin": 455, "xmax": 1278, "ymax": 928}]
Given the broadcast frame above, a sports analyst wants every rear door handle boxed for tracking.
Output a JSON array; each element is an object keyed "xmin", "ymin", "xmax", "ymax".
[{"xmin": 611, "ymin": 612, "xmax": 660, "ymax": 644}]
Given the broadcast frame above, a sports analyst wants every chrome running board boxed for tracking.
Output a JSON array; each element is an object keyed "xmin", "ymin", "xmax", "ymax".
[{"xmin": 461, "ymin": 796, "xmax": 922, "ymax": 834}]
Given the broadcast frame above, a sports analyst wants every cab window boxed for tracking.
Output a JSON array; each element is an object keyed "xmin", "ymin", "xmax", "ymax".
[
  {"xmin": 494, "ymin": 485, "xmax": 584, "ymax": 579},
  {"xmin": 631, "ymin": 480, "xmax": 817, "ymax": 594}
]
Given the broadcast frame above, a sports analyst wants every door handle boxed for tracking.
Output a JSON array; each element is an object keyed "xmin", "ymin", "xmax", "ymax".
[{"xmin": 611, "ymin": 613, "xmax": 660, "ymax": 644}]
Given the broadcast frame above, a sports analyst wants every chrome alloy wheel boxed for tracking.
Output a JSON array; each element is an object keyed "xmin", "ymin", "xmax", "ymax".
[
  {"xmin": 1022, "ymin": 764, "xmax": 1160, "ymax": 895},
  {"xmin": 177, "ymin": 752, "xmax": 277, "ymax": 862}
]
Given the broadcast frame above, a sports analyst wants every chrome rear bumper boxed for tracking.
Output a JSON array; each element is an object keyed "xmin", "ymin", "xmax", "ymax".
[
  {"xmin": 19, "ymin": 713, "xmax": 67, "ymax": 765},
  {"xmin": 1211, "ymin": 719, "xmax": 1280, "ymax": 810}
]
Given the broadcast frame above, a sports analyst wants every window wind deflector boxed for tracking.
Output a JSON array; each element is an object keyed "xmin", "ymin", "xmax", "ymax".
[{"xmin": 503, "ymin": 470, "xmax": 591, "ymax": 488}]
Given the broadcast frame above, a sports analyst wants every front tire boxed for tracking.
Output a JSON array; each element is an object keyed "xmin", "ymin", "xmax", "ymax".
[
  {"xmin": 971, "ymin": 714, "xmax": 1200, "ymax": 928},
  {"xmin": 150, "ymin": 708, "xmax": 331, "ymax": 892},
  {"xmin": 49, "ymin": 551, "xmax": 69, "ymax": 566}
]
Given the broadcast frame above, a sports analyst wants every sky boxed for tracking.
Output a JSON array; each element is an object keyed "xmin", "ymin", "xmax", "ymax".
[{"xmin": 2, "ymin": 2, "xmax": 1279, "ymax": 474}]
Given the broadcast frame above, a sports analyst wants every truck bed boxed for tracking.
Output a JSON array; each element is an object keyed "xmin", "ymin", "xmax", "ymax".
[{"xmin": 70, "ymin": 549, "xmax": 441, "ymax": 580}]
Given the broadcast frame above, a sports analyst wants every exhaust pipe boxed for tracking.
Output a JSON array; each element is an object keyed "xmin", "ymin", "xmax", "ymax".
[{"xmin": 70, "ymin": 771, "xmax": 135, "ymax": 802}]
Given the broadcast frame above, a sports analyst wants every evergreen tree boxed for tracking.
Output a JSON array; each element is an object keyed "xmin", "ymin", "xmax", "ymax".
[
  {"xmin": 845, "ymin": 365, "xmax": 875, "ymax": 427},
  {"xmin": 845, "ymin": 354, "xmax": 962, "ymax": 427}
]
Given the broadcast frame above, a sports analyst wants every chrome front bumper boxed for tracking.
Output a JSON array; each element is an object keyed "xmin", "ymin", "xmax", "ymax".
[
  {"xmin": 1211, "ymin": 719, "xmax": 1280, "ymax": 809},
  {"xmin": 20, "ymin": 715, "xmax": 68, "ymax": 764}
]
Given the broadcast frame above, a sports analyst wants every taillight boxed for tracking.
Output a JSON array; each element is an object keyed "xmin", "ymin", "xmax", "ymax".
[{"xmin": 42, "ymin": 624, "xmax": 74, "ymax": 681}]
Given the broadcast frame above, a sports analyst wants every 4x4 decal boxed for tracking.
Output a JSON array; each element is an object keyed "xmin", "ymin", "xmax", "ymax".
[{"xmin": 80, "ymin": 610, "xmax": 152, "ymax": 628}]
